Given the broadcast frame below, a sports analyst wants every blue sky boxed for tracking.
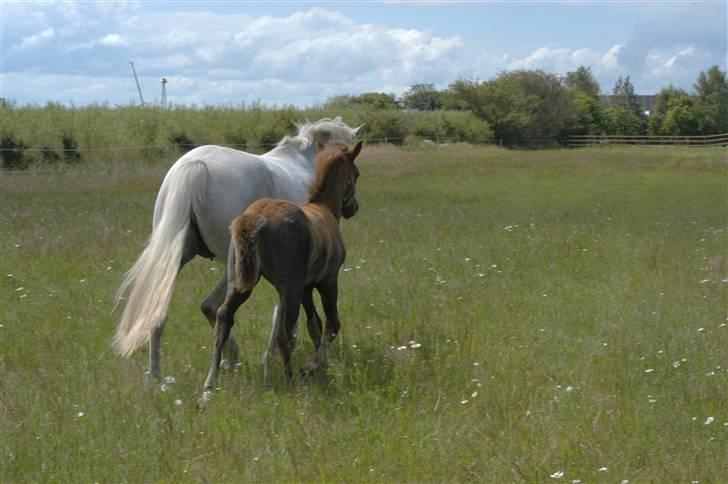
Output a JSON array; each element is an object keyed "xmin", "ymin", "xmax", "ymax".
[{"xmin": 1, "ymin": 1, "xmax": 725, "ymax": 107}]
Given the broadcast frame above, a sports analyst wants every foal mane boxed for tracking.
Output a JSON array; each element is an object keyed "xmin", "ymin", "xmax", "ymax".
[
  {"xmin": 278, "ymin": 117, "xmax": 362, "ymax": 151},
  {"xmin": 307, "ymin": 141, "xmax": 352, "ymax": 203}
]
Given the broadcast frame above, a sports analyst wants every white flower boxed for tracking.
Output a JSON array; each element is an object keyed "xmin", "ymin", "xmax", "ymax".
[
  {"xmin": 598, "ymin": 466, "xmax": 608, "ymax": 472},
  {"xmin": 550, "ymin": 470, "xmax": 564, "ymax": 479},
  {"xmin": 76, "ymin": 411, "xmax": 85, "ymax": 418},
  {"xmin": 704, "ymin": 416, "xmax": 714, "ymax": 425},
  {"xmin": 175, "ymin": 399, "xmax": 183, "ymax": 406}
]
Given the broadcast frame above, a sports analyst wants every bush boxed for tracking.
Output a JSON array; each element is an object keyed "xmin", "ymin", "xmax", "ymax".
[{"xmin": 1, "ymin": 134, "xmax": 30, "ymax": 170}]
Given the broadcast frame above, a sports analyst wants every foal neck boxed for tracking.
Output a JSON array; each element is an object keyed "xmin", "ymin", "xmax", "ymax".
[{"xmin": 307, "ymin": 160, "xmax": 347, "ymax": 220}]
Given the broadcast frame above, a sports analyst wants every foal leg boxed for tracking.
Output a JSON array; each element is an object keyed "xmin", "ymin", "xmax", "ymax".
[
  {"xmin": 201, "ymin": 273, "xmax": 240, "ymax": 370},
  {"xmin": 275, "ymin": 288, "xmax": 303, "ymax": 383},
  {"xmin": 301, "ymin": 285, "xmax": 325, "ymax": 375},
  {"xmin": 199, "ymin": 288, "xmax": 250, "ymax": 407},
  {"xmin": 262, "ymin": 304, "xmax": 282, "ymax": 385},
  {"xmin": 303, "ymin": 285, "xmax": 323, "ymax": 350},
  {"xmin": 316, "ymin": 280, "xmax": 341, "ymax": 369}
]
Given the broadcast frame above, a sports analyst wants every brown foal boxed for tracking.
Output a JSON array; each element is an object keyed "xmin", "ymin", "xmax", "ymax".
[{"xmin": 199, "ymin": 139, "xmax": 362, "ymax": 404}]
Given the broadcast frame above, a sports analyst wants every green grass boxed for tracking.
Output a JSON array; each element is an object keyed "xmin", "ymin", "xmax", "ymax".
[{"xmin": 1, "ymin": 145, "xmax": 726, "ymax": 482}]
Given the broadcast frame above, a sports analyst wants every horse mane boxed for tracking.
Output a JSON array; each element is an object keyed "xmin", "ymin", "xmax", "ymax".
[
  {"xmin": 278, "ymin": 117, "xmax": 361, "ymax": 151},
  {"xmin": 307, "ymin": 140, "xmax": 351, "ymax": 203}
]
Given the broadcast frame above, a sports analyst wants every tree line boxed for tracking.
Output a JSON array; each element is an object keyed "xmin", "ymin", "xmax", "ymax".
[{"xmin": 325, "ymin": 65, "xmax": 728, "ymax": 146}]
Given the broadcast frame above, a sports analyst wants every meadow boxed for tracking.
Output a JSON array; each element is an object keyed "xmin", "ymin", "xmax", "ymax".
[{"xmin": 1, "ymin": 144, "xmax": 726, "ymax": 482}]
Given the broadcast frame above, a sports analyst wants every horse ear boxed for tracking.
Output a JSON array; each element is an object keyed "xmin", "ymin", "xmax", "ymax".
[
  {"xmin": 350, "ymin": 140, "xmax": 363, "ymax": 160},
  {"xmin": 316, "ymin": 138, "xmax": 325, "ymax": 152},
  {"xmin": 352, "ymin": 124, "xmax": 366, "ymax": 136}
]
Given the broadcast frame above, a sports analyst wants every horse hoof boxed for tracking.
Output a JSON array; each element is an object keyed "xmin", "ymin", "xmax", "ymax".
[
  {"xmin": 220, "ymin": 359, "xmax": 231, "ymax": 370},
  {"xmin": 144, "ymin": 371, "xmax": 160, "ymax": 388},
  {"xmin": 197, "ymin": 391, "xmax": 212, "ymax": 410}
]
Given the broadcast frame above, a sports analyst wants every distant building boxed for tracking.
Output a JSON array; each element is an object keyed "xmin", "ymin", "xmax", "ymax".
[{"xmin": 600, "ymin": 95, "xmax": 657, "ymax": 116}]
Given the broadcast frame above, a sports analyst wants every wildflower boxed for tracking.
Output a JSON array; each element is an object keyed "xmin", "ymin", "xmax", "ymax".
[
  {"xmin": 76, "ymin": 411, "xmax": 85, "ymax": 418},
  {"xmin": 598, "ymin": 466, "xmax": 608, "ymax": 472},
  {"xmin": 460, "ymin": 399, "xmax": 468, "ymax": 404},
  {"xmin": 672, "ymin": 361, "xmax": 681, "ymax": 368},
  {"xmin": 704, "ymin": 416, "xmax": 714, "ymax": 425},
  {"xmin": 175, "ymin": 399, "xmax": 183, "ymax": 406},
  {"xmin": 550, "ymin": 470, "xmax": 564, "ymax": 479},
  {"xmin": 644, "ymin": 368, "xmax": 654, "ymax": 373},
  {"xmin": 164, "ymin": 376, "xmax": 176, "ymax": 385},
  {"xmin": 471, "ymin": 391, "xmax": 478, "ymax": 398}
]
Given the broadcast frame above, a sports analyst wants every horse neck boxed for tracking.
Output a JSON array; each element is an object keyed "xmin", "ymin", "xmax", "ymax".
[{"xmin": 265, "ymin": 143, "xmax": 318, "ymax": 174}]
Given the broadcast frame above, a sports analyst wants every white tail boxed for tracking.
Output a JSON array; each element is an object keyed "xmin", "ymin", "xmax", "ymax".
[{"xmin": 113, "ymin": 160, "xmax": 208, "ymax": 356}]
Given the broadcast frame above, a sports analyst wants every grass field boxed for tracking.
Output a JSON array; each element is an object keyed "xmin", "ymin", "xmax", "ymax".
[{"xmin": 1, "ymin": 145, "xmax": 726, "ymax": 482}]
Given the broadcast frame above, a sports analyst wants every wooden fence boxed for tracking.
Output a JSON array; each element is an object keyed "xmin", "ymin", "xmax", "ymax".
[{"xmin": 568, "ymin": 133, "xmax": 728, "ymax": 148}]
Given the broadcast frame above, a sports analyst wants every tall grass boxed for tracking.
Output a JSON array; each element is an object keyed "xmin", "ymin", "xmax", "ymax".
[
  {"xmin": 0, "ymin": 104, "xmax": 492, "ymax": 167},
  {"xmin": 1, "ymin": 145, "xmax": 726, "ymax": 481}
]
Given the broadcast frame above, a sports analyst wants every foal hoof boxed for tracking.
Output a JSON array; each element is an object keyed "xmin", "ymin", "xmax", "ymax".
[
  {"xmin": 197, "ymin": 391, "xmax": 213, "ymax": 410},
  {"xmin": 220, "ymin": 359, "xmax": 231, "ymax": 371}
]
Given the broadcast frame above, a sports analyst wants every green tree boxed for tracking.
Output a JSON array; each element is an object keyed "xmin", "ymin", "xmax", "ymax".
[
  {"xmin": 612, "ymin": 76, "xmax": 642, "ymax": 115},
  {"xmin": 693, "ymin": 65, "xmax": 728, "ymax": 133},
  {"xmin": 566, "ymin": 66, "xmax": 600, "ymax": 98},
  {"xmin": 603, "ymin": 106, "xmax": 644, "ymax": 135},
  {"xmin": 648, "ymin": 86, "xmax": 692, "ymax": 135},
  {"xmin": 566, "ymin": 66, "xmax": 603, "ymax": 134},
  {"xmin": 493, "ymin": 70, "xmax": 575, "ymax": 145},
  {"xmin": 325, "ymin": 92, "xmax": 399, "ymax": 110},
  {"xmin": 352, "ymin": 92, "xmax": 400, "ymax": 110},
  {"xmin": 609, "ymin": 76, "xmax": 646, "ymax": 133},
  {"xmin": 402, "ymin": 83, "xmax": 442, "ymax": 111}
]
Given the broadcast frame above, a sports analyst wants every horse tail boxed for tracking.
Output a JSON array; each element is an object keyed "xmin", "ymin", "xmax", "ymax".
[
  {"xmin": 113, "ymin": 160, "xmax": 208, "ymax": 357},
  {"xmin": 232, "ymin": 215, "xmax": 262, "ymax": 294}
]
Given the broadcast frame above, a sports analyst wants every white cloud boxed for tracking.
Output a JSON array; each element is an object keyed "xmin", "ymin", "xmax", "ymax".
[
  {"xmin": 18, "ymin": 28, "xmax": 56, "ymax": 49},
  {"xmin": 505, "ymin": 45, "xmax": 622, "ymax": 75},
  {"xmin": 99, "ymin": 34, "xmax": 127, "ymax": 47},
  {"xmin": 2, "ymin": 2, "xmax": 724, "ymax": 104},
  {"xmin": 3, "ymin": 4, "xmax": 467, "ymax": 105}
]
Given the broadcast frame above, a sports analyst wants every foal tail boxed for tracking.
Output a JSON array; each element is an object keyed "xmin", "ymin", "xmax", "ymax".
[
  {"xmin": 231, "ymin": 215, "xmax": 262, "ymax": 294},
  {"xmin": 113, "ymin": 160, "xmax": 208, "ymax": 356}
]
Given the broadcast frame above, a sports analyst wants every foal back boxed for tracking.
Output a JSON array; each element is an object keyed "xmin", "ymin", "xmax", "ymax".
[{"xmin": 230, "ymin": 198, "xmax": 345, "ymax": 294}]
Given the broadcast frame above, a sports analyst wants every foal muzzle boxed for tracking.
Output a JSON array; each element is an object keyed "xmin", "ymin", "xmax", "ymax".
[{"xmin": 342, "ymin": 196, "xmax": 359, "ymax": 219}]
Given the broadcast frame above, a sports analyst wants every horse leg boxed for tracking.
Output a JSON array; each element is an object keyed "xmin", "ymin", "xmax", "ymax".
[
  {"xmin": 275, "ymin": 288, "xmax": 303, "ymax": 383},
  {"xmin": 147, "ymin": 233, "xmax": 200, "ymax": 384},
  {"xmin": 201, "ymin": 273, "xmax": 240, "ymax": 370},
  {"xmin": 198, "ymin": 288, "xmax": 250, "ymax": 408},
  {"xmin": 316, "ymin": 280, "xmax": 341, "ymax": 369},
  {"xmin": 146, "ymin": 320, "xmax": 166, "ymax": 384}
]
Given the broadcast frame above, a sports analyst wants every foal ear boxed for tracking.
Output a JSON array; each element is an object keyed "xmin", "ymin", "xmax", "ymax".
[
  {"xmin": 315, "ymin": 138, "xmax": 325, "ymax": 152},
  {"xmin": 349, "ymin": 140, "xmax": 363, "ymax": 160}
]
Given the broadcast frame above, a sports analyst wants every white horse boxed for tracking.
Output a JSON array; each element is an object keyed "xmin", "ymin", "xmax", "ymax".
[{"xmin": 113, "ymin": 117, "xmax": 362, "ymax": 381}]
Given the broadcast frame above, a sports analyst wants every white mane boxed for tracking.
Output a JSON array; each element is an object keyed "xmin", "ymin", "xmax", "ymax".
[{"xmin": 278, "ymin": 116, "xmax": 362, "ymax": 151}]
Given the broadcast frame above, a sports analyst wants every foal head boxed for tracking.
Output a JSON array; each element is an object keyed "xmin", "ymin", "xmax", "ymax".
[{"xmin": 309, "ymin": 139, "xmax": 363, "ymax": 219}]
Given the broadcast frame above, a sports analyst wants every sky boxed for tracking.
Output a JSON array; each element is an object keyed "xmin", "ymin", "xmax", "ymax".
[{"xmin": 0, "ymin": 1, "xmax": 726, "ymax": 107}]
